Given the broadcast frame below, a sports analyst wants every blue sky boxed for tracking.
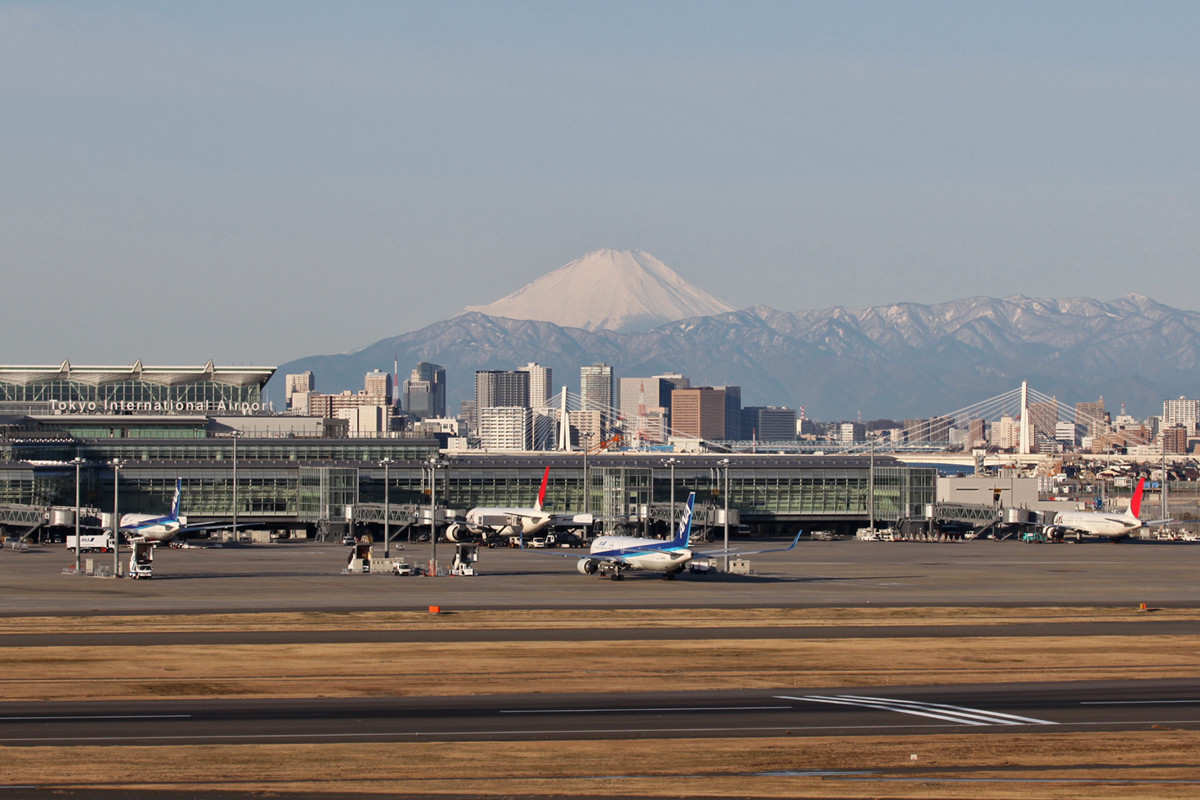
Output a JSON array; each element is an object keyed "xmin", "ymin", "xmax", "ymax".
[{"xmin": 3, "ymin": 1, "xmax": 1199, "ymax": 366}]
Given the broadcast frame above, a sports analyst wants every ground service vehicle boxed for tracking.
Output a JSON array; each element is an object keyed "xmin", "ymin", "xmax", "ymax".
[{"xmin": 67, "ymin": 534, "xmax": 114, "ymax": 553}]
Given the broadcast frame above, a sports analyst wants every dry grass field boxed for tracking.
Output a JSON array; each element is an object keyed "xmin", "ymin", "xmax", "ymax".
[{"xmin": 1, "ymin": 607, "xmax": 1198, "ymax": 798}]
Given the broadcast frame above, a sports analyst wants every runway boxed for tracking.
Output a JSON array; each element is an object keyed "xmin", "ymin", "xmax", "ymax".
[{"xmin": 2, "ymin": 680, "xmax": 1197, "ymax": 746}]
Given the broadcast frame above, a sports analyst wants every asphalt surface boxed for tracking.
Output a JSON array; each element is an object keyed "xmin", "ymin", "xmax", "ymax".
[
  {"xmin": 1, "ymin": 679, "xmax": 1197, "ymax": 746},
  {"xmin": 2, "ymin": 538, "xmax": 1199, "ymax": 799},
  {"xmin": 3, "ymin": 535, "xmax": 1200, "ymax": 614}
]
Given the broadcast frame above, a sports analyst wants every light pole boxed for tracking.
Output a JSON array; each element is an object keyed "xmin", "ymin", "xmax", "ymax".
[
  {"xmin": 111, "ymin": 459, "xmax": 123, "ymax": 578},
  {"xmin": 719, "ymin": 458, "xmax": 730, "ymax": 570},
  {"xmin": 868, "ymin": 438, "xmax": 875, "ymax": 534},
  {"xmin": 664, "ymin": 457, "xmax": 678, "ymax": 531},
  {"xmin": 231, "ymin": 431, "xmax": 241, "ymax": 539},
  {"xmin": 581, "ymin": 432, "xmax": 593, "ymax": 514},
  {"xmin": 73, "ymin": 456, "xmax": 84, "ymax": 575},
  {"xmin": 381, "ymin": 458, "xmax": 393, "ymax": 557},
  {"xmin": 428, "ymin": 457, "xmax": 442, "ymax": 576}
]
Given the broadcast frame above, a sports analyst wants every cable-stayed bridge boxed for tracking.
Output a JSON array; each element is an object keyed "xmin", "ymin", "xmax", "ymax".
[
  {"xmin": 538, "ymin": 381, "xmax": 1153, "ymax": 464},
  {"xmin": 559, "ymin": 383, "xmax": 1142, "ymax": 460}
]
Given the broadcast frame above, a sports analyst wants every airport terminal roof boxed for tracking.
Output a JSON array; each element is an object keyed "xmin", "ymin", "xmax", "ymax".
[{"xmin": 0, "ymin": 360, "xmax": 276, "ymax": 388}]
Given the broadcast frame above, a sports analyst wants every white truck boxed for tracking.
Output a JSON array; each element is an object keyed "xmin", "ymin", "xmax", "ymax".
[
  {"xmin": 67, "ymin": 533, "xmax": 115, "ymax": 553},
  {"xmin": 129, "ymin": 541, "xmax": 154, "ymax": 579}
]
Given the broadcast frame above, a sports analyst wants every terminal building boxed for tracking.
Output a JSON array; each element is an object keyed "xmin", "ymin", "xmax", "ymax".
[{"xmin": 0, "ymin": 362, "xmax": 937, "ymax": 542}]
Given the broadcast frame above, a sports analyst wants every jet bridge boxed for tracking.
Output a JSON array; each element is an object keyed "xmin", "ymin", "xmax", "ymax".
[{"xmin": 0, "ymin": 504, "xmax": 47, "ymax": 542}]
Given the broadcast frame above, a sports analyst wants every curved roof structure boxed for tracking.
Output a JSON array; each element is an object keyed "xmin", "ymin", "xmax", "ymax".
[{"xmin": 0, "ymin": 360, "xmax": 276, "ymax": 389}]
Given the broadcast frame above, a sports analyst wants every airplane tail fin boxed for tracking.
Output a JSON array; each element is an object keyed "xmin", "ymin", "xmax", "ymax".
[
  {"xmin": 1129, "ymin": 476, "xmax": 1145, "ymax": 519},
  {"xmin": 170, "ymin": 478, "xmax": 182, "ymax": 520},
  {"xmin": 534, "ymin": 466, "xmax": 550, "ymax": 512},
  {"xmin": 672, "ymin": 493, "xmax": 697, "ymax": 547}
]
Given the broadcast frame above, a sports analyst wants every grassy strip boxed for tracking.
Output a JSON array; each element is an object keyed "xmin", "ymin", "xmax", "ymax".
[
  {"xmin": 0, "ymin": 635, "xmax": 1197, "ymax": 701},
  {"xmin": 2, "ymin": 732, "xmax": 1200, "ymax": 798},
  {"xmin": 1, "ymin": 605, "xmax": 1196, "ymax": 635}
]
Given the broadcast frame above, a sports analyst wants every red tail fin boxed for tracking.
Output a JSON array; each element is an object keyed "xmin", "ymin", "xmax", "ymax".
[
  {"xmin": 535, "ymin": 466, "xmax": 550, "ymax": 511},
  {"xmin": 1130, "ymin": 477, "xmax": 1145, "ymax": 518}
]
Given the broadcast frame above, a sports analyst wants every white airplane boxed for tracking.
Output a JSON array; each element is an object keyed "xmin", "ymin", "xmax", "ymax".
[
  {"xmin": 119, "ymin": 478, "xmax": 186, "ymax": 543},
  {"xmin": 1044, "ymin": 477, "xmax": 1168, "ymax": 541},
  {"xmin": 526, "ymin": 492, "xmax": 802, "ymax": 580},
  {"xmin": 118, "ymin": 478, "xmax": 253, "ymax": 544},
  {"xmin": 445, "ymin": 466, "xmax": 594, "ymax": 542}
]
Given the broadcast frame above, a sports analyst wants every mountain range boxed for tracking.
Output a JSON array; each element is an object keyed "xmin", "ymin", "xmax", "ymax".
[{"xmin": 272, "ymin": 251, "xmax": 1200, "ymax": 420}]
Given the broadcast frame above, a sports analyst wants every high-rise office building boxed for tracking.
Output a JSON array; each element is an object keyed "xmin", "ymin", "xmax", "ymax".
[
  {"xmin": 404, "ymin": 362, "xmax": 446, "ymax": 419},
  {"xmin": 284, "ymin": 371, "xmax": 314, "ymax": 410},
  {"xmin": 904, "ymin": 418, "xmax": 930, "ymax": 442},
  {"xmin": 671, "ymin": 387, "xmax": 726, "ymax": 439},
  {"xmin": 967, "ymin": 419, "xmax": 987, "ymax": 447},
  {"xmin": 742, "ymin": 406, "xmax": 797, "ymax": 441},
  {"xmin": 717, "ymin": 385, "xmax": 741, "ymax": 440},
  {"xmin": 1162, "ymin": 424, "xmax": 1189, "ymax": 454},
  {"xmin": 474, "ymin": 370, "xmax": 530, "ymax": 431},
  {"xmin": 928, "ymin": 414, "xmax": 953, "ymax": 443},
  {"xmin": 518, "ymin": 362, "xmax": 553, "ymax": 409},
  {"xmin": 580, "ymin": 363, "xmax": 613, "ymax": 412},
  {"xmin": 840, "ymin": 422, "xmax": 865, "ymax": 444},
  {"xmin": 363, "ymin": 370, "xmax": 393, "ymax": 405},
  {"xmin": 478, "ymin": 406, "xmax": 532, "ymax": 451},
  {"xmin": 1075, "ymin": 398, "xmax": 1107, "ymax": 436},
  {"xmin": 580, "ymin": 362, "xmax": 614, "ymax": 434},
  {"xmin": 1163, "ymin": 397, "xmax": 1200, "ymax": 435}
]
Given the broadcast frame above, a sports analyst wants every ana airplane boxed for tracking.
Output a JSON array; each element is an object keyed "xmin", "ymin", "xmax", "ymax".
[
  {"xmin": 119, "ymin": 478, "xmax": 185, "ymax": 543},
  {"xmin": 445, "ymin": 466, "xmax": 593, "ymax": 542},
  {"xmin": 526, "ymin": 492, "xmax": 802, "ymax": 580},
  {"xmin": 1044, "ymin": 477, "xmax": 1168, "ymax": 541},
  {"xmin": 118, "ymin": 478, "xmax": 254, "ymax": 544}
]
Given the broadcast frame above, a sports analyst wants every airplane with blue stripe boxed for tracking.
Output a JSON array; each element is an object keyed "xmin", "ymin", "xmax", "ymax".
[
  {"xmin": 119, "ymin": 478, "xmax": 185, "ymax": 543},
  {"xmin": 526, "ymin": 492, "xmax": 802, "ymax": 580},
  {"xmin": 118, "ymin": 478, "xmax": 254, "ymax": 544}
]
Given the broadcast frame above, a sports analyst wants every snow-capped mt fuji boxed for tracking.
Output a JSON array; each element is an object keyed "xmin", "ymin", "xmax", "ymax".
[{"xmin": 461, "ymin": 249, "xmax": 735, "ymax": 332}]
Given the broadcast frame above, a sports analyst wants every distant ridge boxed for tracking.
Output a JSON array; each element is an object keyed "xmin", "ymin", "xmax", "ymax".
[
  {"xmin": 461, "ymin": 249, "xmax": 734, "ymax": 332},
  {"xmin": 273, "ymin": 292, "xmax": 1200, "ymax": 420}
]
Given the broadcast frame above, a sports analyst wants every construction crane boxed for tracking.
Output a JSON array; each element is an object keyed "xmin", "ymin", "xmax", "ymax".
[{"xmin": 588, "ymin": 434, "xmax": 623, "ymax": 454}]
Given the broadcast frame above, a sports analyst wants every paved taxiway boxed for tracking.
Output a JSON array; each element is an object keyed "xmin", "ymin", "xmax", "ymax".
[
  {"xmin": 3, "ymin": 536, "xmax": 1199, "ymax": 615},
  {"xmin": 1, "ymin": 679, "xmax": 1197, "ymax": 745}
]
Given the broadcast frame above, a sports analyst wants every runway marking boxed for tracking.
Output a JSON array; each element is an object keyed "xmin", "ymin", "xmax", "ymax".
[
  {"xmin": 0, "ymin": 714, "xmax": 191, "ymax": 721},
  {"xmin": 500, "ymin": 706, "xmax": 792, "ymax": 714},
  {"xmin": 1081, "ymin": 699, "xmax": 1200, "ymax": 705},
  {"xmin": 778, "ymin": 695, "xmax": 1057, "ymax": 726}
]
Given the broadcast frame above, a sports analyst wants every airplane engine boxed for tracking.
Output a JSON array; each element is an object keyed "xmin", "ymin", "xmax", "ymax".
[
  {"xmin": 1043, "ymin": 525, "xmax": 1063, "ymax": 541},
  {"xmin": 445, "ymin": 524, "xmax": 463, "ymax": 543},
  {"xmin": 576, "ymin": 558, "xmax": 599, "ymax": 575}
]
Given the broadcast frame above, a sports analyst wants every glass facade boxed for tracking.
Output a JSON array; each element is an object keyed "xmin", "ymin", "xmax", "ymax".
[
  {"xmin": 0, "ymin": 445, "xmax": 936, "ymax": 531},
  {"xmin": 0, "ymin": 364, "xmax": 274, "ymax": 415}
]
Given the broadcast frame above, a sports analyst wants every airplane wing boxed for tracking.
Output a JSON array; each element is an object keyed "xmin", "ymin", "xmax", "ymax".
[
  {"xmin": 693, "ymin": 529, "xmax": 804, "ymax": 559},
  {"xmin": 547, "ymin": 512, "xmax": 595, "ymax": 527}
]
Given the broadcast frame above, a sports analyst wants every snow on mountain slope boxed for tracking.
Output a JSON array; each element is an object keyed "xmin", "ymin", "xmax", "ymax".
[{"xmin": 461, "ymin": 249, "xmax": 735, "ymax": 332}]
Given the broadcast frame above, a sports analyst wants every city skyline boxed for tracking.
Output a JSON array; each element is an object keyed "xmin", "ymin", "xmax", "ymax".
[{"xmin": 4, "ymin": 2, "xmax": 1200, "ymax": 367}]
